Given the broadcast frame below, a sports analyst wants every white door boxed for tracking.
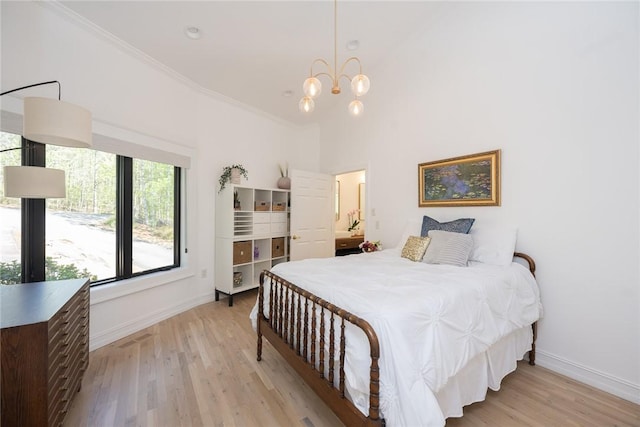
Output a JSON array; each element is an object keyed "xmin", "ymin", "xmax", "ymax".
[{"xmin": 289, "ymin": 169, "xmax": 334, "ymax": 261}]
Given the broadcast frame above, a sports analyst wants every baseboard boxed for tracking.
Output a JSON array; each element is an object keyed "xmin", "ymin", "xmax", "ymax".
[
  {"xmin": 536, "ymin": 349, "xmax": 640, "ymax": 404},
  {"xmin": 89, "ymin": 291, "xmax": 216, "ymax": 351}
]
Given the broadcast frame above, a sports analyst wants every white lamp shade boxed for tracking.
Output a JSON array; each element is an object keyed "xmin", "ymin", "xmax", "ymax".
[
  {"xmin": 23, "ymin": 97, "xmax": 92, "ymax": 148},
  {"xmin": 3, "ymin": 166, "xmax": 66, "ymax": 198}
]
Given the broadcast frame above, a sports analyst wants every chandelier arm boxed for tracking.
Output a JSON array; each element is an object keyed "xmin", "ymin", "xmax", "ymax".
[
  {"xmin": 337, "ymin": 57, "xmax": 363, "ymax": 79},
  {"xmin": 313, "ymin": 72, "xmax": 335, "ymax": 82},
  {"xmin": 0, "ymin": 81, "xmax": 61, "ymax": 100},
  {"xmin": 310, "ymin": 58, "xmax": 336, "ymax": 80},
  {"xmin": 337, "ymin": 73, "xmax": 355, "ymax": 86}
]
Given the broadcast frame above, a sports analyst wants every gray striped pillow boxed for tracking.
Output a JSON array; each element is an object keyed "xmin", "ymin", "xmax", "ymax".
[{"xmin": 422, "ymin": 230, "xmax": 473, "ymax": 267}]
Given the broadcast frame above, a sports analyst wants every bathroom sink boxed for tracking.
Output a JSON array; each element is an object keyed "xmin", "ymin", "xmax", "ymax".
[{"xmin": 335, "ymin": 230, "xmax": 352, "ymax": 238}]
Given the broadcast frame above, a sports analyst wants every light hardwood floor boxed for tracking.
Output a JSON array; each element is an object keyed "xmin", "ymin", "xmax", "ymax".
[{"xmin": 65, "ymin": 290, "xmax": 640, "ymax": 427}]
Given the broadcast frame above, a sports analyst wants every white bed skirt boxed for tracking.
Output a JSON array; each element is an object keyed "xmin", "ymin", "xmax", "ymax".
[{"xmin": 435, "ymin": 325, "xmax": 533, "ymax": 419}]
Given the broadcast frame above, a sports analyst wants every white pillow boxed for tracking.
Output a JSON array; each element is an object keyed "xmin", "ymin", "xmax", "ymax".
[
  {"xmin": 468, "ymin": 225, "xmax": 518, "ymax": 266},
  {"xmin": 423, "ymin": 230, "xmax": 473, "ymax": 266},
  {"xmin": 390, "ymin": 220, "xmax": 423, "ymax": 253}
]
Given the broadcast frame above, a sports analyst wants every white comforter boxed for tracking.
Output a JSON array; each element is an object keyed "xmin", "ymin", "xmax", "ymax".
[{"xmin": 249, "ymin": 250, "xmax": 542, "ymax": 426}]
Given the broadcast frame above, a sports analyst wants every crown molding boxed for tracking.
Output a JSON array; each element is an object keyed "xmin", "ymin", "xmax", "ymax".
[{"xmin": 38, "ymin": 1, "xmax": 302, "ymax": 129}]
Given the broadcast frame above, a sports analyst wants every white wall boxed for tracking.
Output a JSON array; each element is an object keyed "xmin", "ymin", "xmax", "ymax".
[
  {"xmin": 318, "ymin": 2, "xmax": 639, "ymax": 402},
  {"xmin": 0, "ymin": 2, "xmax": 320, "ymax": 349}
]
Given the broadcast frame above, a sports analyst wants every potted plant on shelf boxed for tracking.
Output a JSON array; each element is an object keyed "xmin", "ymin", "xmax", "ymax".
[{"xmin": 219, "ymin": 164, "xmax": 248, "ymax": 193}]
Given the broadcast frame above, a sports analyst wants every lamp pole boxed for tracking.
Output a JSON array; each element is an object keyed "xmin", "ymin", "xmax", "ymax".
[
  {"xmin": 1, "ymin": 80, "xmax": 90, "ymax": 283},
  {"xmin": 1, "ymin": 82, "xmax": 58, "ymax": 283}
]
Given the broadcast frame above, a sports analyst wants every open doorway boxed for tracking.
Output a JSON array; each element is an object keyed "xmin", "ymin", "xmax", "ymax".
[{"xmin": 334, "ymin": 170, "xmax": 366, "ymax": 256}]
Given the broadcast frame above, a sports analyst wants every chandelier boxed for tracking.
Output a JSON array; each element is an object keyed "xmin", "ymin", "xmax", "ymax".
[{"xmin": 299, "ymin": 0, "xmax": 370, "ymax": 116}]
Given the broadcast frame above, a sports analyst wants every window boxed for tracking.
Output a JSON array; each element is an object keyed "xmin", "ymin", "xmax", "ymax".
[
  {"xmin": 0, "ymin": 130, "xmax": 181, "ymax": 286},
  {"xmin": 46, "ymin": 146, "xmax": 117, "ymax": 282},
  {"xmin": 132, "ymin": 159, "xmax": 176, "ymax": 273},
  {"xmin": 0, "ymin": 132, "xmax": 22, "ymax": 284}
]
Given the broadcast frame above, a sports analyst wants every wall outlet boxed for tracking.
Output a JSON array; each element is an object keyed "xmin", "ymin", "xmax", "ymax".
[
  {"xmin": 371, "ymin": 207, "xmax": 376, "ymax": 216},
  {"xmin": 376, "ymin": 220, "xmax": 380, "ymax": 230},
  {"xmin": 200, "ymin": 269, "xmax": 207, "ymax": 278}
]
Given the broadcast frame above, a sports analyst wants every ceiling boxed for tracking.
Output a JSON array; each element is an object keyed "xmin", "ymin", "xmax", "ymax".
[{"xmin": 59, "ymin": 1, "xmax": 439, "ymax": 126}]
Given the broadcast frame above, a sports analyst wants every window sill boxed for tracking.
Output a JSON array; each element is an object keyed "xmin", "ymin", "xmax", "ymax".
[{"xmin": 90, "ymin": 267, "xmax": 195, "ymax": 305}]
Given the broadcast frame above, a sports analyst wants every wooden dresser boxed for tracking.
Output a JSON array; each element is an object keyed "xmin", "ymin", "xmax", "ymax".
[{"xmin": 1, "ymin": 278, "xmax": 90, "ymax": 427}]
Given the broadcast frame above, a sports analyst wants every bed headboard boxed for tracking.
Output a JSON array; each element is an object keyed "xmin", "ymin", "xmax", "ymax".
[{"xmin": 514, "ymin": 252, "xmax": 536, "ymax": 277}]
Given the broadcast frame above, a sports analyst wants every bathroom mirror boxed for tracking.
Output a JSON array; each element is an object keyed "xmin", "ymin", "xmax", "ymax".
[
  {"xmin": 359, "ymin": 183, "xmax": 365, "ymax": 221},
  {"xmin": 335, "ymin": 180, "xmax": 340, "ymax": 221}
]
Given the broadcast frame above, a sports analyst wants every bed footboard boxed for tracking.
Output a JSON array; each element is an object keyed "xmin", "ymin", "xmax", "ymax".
[
  {"xmin": 257, "ymin": 270, "xmax": 384, "ymax": 426},
  {"xmin": 514, "ymin": 252, "xmax": 538, "ymax": 366}
]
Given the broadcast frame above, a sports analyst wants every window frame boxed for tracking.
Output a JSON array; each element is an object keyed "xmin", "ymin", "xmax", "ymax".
[
  {"xmin": 21, "ymin": 138, "xmax": 46, "ymax": 283},
  {"xmin": 14, "ymin": 135, "xmax": 182, "ymax": 286}
]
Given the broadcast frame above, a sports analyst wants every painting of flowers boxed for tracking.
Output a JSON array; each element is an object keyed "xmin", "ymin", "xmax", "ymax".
[{"xmin": 418, "ymin": 150, "xmax": 501, "ymax": 207}]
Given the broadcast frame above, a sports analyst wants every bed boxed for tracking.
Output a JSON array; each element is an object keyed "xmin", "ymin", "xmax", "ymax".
[{"xmin": 249, "ymin": 223, "xmax": 542, "ymax": 427}]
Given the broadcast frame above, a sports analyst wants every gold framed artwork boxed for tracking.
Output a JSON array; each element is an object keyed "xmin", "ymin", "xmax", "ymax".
[{"xmin": 418, "ymin": 150, "xmax": 501, "ymax": 207}]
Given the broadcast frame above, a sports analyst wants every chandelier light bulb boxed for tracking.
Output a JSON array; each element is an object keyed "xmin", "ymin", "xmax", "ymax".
[
  {"xmin": 303, "ymin": 77, "xmax": 322, "ymax": 99},
  {"xmin": 299, "ymin": 96, "xmax": 315, "ymax": 113},
  {"xmin": 348, "ymin": 99, "xmax": 363, "ymax": 116},
  {"xmin": 351, "ymin": 74, "xmax": 370, "ymax": 97}
]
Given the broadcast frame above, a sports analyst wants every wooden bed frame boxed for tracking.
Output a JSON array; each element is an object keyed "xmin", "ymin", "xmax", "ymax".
[{"xmin": 256, "ymin": 252, "xmax": 537, "ymax": 426}]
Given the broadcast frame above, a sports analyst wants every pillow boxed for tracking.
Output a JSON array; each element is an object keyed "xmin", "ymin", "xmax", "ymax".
[
  {"xmin": 401, "ymin": 236, "xmax": 431, "ymax": 262},
  {"xmin": 423, "ymin": 230, "xmax": 473, "ymax": 266},
  {"xmin": 421, "ymin": 215, "xmax": 475, "ymax": 237},
  {"xmin": 469, "ymin": 225, "xmax": 518, "ymax": 266},
  {"xmin": 389, "ymin": 220, "xmax": 423, "ymax": 254}
]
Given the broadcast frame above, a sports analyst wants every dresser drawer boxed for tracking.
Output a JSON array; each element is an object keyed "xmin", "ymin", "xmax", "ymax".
[{"xmin": 335, "ymin": 237, "xmax": 364, "ymax": 250}]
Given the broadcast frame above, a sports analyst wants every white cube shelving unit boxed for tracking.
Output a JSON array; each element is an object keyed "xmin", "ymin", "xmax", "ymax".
[{"xmin": 215, "ymin": 185, "xmax": 290, "ymax": 306}]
